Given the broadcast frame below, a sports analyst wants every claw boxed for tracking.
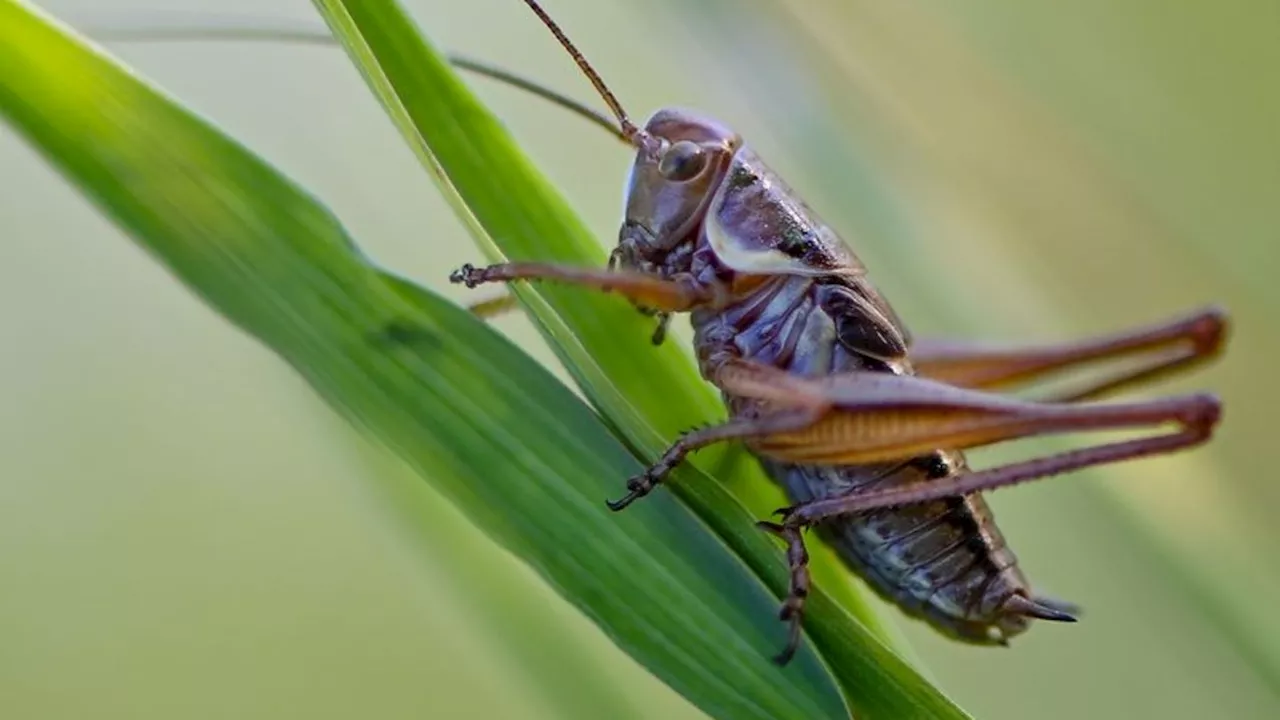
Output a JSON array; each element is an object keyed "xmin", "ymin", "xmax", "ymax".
[
  {"xmin": 772, "ymin": 616, "xmax": 803, "ymax": 666},
  {"xmin": 448, "ymin": 263, "xmax": 480, "ymax": 288},
  {"xmin": 606, "ymin": 474, "xmax": 656, "ymax": 512},
  {"xmin": 756, "ymin": 520, "xmax": 785, "ymax": 535},
  {"xmin": 772, "ymin": 645, "xmax": 798, "ymax": 667},
  {"xmin": 605, "ymin": 491, "xmax": 640, "ymax": 512}
]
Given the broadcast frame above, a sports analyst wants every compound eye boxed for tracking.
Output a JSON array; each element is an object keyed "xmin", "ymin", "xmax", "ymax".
[{"xmin": 658, "ymin": 140, "xmax": 707, "ymax": 182}]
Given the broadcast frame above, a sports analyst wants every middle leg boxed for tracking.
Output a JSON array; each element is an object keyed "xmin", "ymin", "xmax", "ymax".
[
  {"xmin": 755, "ymin": 521, "xmax": 812, "ymax": 666},
  {"xmin": 606, "ymin": 407, "xmax": 823, "ymax": 510}
]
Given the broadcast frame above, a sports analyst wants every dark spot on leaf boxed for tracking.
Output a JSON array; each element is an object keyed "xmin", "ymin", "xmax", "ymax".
[{"xmin": 371, "ymin": 318, "xmax": 441, "ymax": 349}]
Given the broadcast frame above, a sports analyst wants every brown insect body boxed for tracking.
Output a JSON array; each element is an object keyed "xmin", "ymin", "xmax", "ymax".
[
  {"xmin": 447, "ymin": 35, "xmax": 1223, "ymax": 656},
  {"xmin": 442, "ymin": 0, "xmax": 1224, "ymax": 665},
  {"xmin": 615, "ymin": 109, "xmax": 1041, "ymax": 645}
]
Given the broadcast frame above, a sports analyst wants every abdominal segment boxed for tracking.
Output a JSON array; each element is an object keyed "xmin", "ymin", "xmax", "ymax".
[{"xmin": 762, "ymin": 454, "xmax": 1033, "ymax": 643}]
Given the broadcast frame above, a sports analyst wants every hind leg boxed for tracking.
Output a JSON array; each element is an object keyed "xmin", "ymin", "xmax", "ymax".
[{"xmin": 911, "ymin": 307, "xmax": 1226, "ymax": 402}]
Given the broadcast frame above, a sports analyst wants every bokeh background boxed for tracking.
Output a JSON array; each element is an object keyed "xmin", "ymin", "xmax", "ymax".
[{"xmin": 2, "ymin": 0, "xmax": 1277, "ymax": 717}]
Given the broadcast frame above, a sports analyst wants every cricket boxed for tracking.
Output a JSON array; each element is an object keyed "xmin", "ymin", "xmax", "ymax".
[
  {"xmin": 100, "ymin": 0, "xmax": 1229, "ymax": 667},
  {"xmin": 449, "ymin": 0, "xmax": 1228, "ymax": 665}
]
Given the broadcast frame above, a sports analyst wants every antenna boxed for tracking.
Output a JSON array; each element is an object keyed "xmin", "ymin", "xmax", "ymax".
[
  {"xmin": 520, "ymin": 0, "xmax": 649, "ymax": 147},
  {"xmin": 452, "ymin": 56, "xmax": 627, "ymax": 142},
  {"xmin": 81, "ymin": 14, "xmax": 630, "ymax": 142}
]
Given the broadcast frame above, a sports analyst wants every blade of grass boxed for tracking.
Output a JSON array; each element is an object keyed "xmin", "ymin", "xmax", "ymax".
[
  {"xmin": 0, "ymin": 2, "xmax": 860, "ymax": 717},
  {"xmin": 305, "ymin": 2, "xmax": 968, "ymax": 716},
  {"xmin": 345, "ymin": 440, "xmax": 678, "ymax": 720}
]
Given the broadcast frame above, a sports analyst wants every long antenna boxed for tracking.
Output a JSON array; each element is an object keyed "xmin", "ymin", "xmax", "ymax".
[
  {"xmin": 78, "ymin": 13, "xmax": 630, "ymax": 142},
  {"xmin": 452, "ymin": 56, "xmax": 627, "ymax": 141},
  {"xmin": 519, "ymin": 0, "xmax": 647, "ymax": 146}
]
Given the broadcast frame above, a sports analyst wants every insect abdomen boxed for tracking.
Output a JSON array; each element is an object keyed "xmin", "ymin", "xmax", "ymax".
[
  {"xmin": 761, "ymin": 455, "xmax": 1032, "ymax": 644},
  {"xmin": 693, "ymin": 273, "xmax": 1036, "ymax": 643}
]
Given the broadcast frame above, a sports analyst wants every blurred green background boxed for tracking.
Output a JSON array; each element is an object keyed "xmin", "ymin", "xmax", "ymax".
[{"xmin": 2, "ymin": 0, "xmax": 1276, "ymax": 718}]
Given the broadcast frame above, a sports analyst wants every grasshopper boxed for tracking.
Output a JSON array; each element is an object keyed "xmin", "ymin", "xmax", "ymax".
[
  {"xmin": 448, "ymin": 0, "xmax": 1227, "ymax": 665},
  {"xmin": 96, "ymin": 0, "xmax": 1229, "ymax": 666}
]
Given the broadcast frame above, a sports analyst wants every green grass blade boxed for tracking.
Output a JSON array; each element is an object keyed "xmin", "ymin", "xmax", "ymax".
[
  {"xmin": 306, "ymin": 2, "xmax": 968, "ymax": 716},
  {"xmin": 0, "ymin": 2, "xmax": 859, "ymax": 717}
]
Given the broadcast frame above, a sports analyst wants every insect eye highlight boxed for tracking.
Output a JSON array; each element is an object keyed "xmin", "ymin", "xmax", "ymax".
[{"xmin": 658, "ymin": 140, "xmax": 707, "ymax": 182}]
